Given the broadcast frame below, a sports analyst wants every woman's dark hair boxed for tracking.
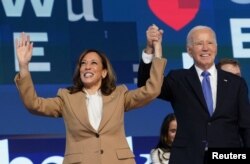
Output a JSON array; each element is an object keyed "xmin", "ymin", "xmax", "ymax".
[
  {"xmin": 68, "ymin": 49, "xmax": 116, "ymax": 95},
  {"xmin": 155, "ymin": 113, "xmax": 176, "ymax": 151}
]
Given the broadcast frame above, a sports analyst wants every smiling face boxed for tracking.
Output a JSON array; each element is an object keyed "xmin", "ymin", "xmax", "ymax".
[
  {"xmin": 80, "ymin": 52, "xmax": 107, "ymax": 91},
  {"xmin": 187, "ymin": 27, "xmax": 217, "ymax": 70}
]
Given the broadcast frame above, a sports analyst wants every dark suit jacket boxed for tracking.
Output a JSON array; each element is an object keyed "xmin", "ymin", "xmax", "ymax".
[{"xmin": 138, "ymin": 60, "xmax": 250, "ymax": 164}]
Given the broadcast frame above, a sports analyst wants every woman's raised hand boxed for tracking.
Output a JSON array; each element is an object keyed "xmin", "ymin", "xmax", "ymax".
[{"xmin": 15, "ymin": 32, "xmax": 33, "ymax": 76}]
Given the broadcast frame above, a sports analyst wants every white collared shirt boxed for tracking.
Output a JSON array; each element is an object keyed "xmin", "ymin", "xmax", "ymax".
[
  {"xmin": 84, "ymin": 89, "xmax": 103, "ymax": 131},
  {"xmin": 142, "ymin": 51, "xmax": 153, "ymax": 64},
  {"xmin": 195, "ymin": 65, "xmax": 217, "ymax": 111}
]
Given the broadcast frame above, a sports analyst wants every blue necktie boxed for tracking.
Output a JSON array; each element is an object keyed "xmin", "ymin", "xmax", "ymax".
[{"xmin": 201, "ymin": 71, "xmax": 213, "ymax": 116}]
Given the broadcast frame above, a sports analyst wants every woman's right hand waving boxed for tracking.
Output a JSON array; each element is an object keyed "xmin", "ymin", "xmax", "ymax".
[{"xmin": 15, "ymin": 32, "xmax": 33, "ymax": 77}]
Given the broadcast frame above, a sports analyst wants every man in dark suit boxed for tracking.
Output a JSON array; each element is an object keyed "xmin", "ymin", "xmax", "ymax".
[{"xmin": 138, "ymin": 24, "xmax": 250, "ymax": 164}]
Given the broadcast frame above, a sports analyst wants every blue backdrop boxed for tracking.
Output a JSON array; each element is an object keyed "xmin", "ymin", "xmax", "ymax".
[
  {"xmin": 1, "ymin": 1, "xmax": 250, "ymax": 163},
  {"xmin": 0, "ymin": 0, "xmax": 250, "ymax": 137}
]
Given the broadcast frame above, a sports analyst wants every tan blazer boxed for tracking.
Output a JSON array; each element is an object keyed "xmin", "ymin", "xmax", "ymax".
[{"xmin": 15, "ymin": 58, "xmax": 166, "ymax": 164}]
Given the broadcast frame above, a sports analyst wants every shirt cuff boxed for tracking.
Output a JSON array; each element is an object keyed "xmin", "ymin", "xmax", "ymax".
[{"xmin": 142, "ymin": 51, "xmax": 153, "ymax": 64}]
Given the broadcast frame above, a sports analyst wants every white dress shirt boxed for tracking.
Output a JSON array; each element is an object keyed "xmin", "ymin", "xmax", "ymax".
[
  {"xmin": 84, "ymin": 89, "xmax": 103, "ymax": 131},
  {"xmin": 142, "ymin": 51, "xmax": 153, "ymax": 64}
]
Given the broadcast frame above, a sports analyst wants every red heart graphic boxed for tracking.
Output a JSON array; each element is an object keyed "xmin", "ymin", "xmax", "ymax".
[{"xmin": 148, "ymin": 0, "xmax": 200, "ymax": 31}]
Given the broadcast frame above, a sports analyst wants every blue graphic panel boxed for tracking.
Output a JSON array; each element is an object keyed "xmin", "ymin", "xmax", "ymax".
[
  {"xmin": 0, "ymin": 0, "xmax": 249, "ymax": 137},
  {"xmin": 0, "ymin": 136, "xmax": 158, "ymax": 164}
]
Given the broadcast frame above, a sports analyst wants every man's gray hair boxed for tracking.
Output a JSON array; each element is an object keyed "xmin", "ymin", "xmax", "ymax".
[{"xmin": 186, "ymin": 25, "xmax": 217, "ymax": 46}]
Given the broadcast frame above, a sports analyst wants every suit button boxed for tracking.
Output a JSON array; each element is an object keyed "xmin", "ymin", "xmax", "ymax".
[
  {"xmin": 100, "ymin": 149, "xmax": 104, "ymax": 154},
  {"xmin": 95, "ymin": 133, "xmax": 99, "ymax": 138},
  {"xmin": 208, "ymin": 122, "xmax": 211, "ymax": 126}
]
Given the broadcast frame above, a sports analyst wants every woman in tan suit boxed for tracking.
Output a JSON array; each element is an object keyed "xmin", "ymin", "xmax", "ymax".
[{"xmin": 14, "ymin": 31, "xmax": 166, "ymax": 164}]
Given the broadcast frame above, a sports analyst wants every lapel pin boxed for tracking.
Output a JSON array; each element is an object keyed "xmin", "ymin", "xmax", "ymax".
[{"xmin": 224, "ymin": 79, "xmax": 228, "ymax": 82}]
